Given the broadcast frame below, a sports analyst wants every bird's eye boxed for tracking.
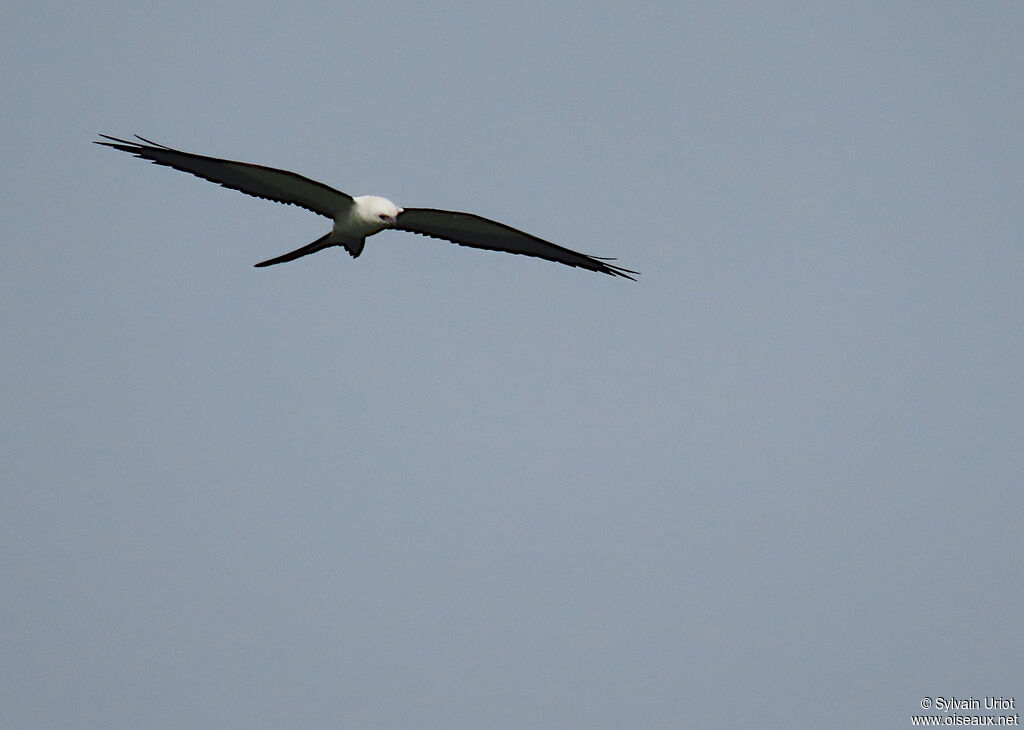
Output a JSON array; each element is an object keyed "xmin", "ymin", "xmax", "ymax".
[{"xmin": 379, "ymin": 213, "xmax": 391, "ymax": 220}]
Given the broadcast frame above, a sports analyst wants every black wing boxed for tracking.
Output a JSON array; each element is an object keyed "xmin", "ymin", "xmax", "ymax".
[
  {"xmin": 392, "ymin": 208, "xmax": 638, "ymax": 280},
  {"xmin": 95, "ymin": 135, "xmax": 353, "ymax": 219}
]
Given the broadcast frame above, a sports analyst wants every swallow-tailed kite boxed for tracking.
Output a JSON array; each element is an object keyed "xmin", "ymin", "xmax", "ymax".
[{"xmin": 96, "ymin": 135, "xmax": 637, "ymax": 280}]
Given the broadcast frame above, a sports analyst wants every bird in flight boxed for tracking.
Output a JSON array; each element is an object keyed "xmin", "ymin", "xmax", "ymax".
[{"xmin": 96, "ymin": 135, "xmax": 637, "ymax": 280}]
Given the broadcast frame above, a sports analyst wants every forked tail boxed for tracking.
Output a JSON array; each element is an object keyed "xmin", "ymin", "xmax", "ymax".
[{"xmin": 253, "ymin": 233, "xmax": 336, "ymax": 267}]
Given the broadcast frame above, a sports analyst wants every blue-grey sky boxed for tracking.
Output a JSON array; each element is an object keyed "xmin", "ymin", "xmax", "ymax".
[{"xmin": 3, "ymin": 2, "xmax": 1022, "ymax": 728}]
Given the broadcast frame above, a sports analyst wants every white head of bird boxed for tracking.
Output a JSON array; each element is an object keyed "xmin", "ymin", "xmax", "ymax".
[{"xmin": 352, "ymin": 195, "xmax": 403, "ymax": 233}]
